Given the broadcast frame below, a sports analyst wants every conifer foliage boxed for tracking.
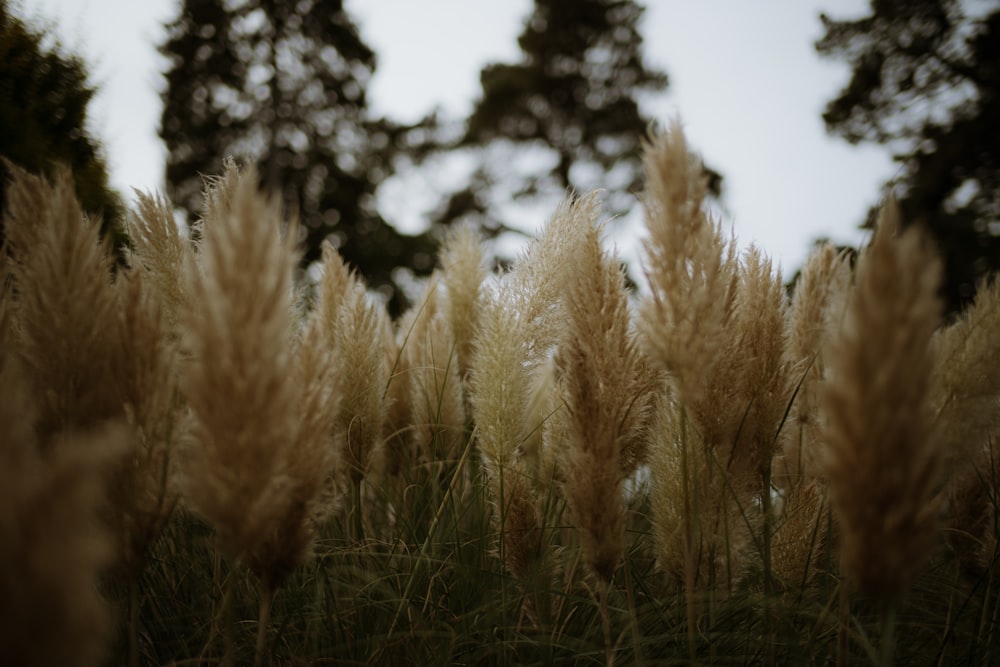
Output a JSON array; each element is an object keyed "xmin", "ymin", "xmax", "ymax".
[
  {"xmin": 159, "ymin": 0, "xmax": 436, "ymax": 307},
  {"xmin": 817, "ymin": 0, "xmax": 1000, "ymax": 313},
  {"xmin": 440, "ymin": 0, "xmax": 720, "ymax": 231},
  {"xmin": 0, "ymin": 0, "xmax": 124, "ymax": 246}
]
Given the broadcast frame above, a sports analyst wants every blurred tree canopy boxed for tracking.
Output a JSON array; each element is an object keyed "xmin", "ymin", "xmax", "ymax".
[
  {"xmin": 0, "ymin": 0, "xmax": 125, "ymax": 245},
  {"xmin": 159, "ymin": 0, "xmax": 438, "ymax": 310},
  {"xmin": 817, "ymin": 0, "xmax": 1000, "ymax": 314},
  {"xmin": 436, "ymin": 0, "xmax": 721, "ymax": 233}
]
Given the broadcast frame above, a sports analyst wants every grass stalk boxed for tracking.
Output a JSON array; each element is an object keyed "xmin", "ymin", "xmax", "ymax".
[
  {"xmin": 497, "ymin": 464, "xmax": 509, "ymax": 662},
  {"xmin": 623, "ymin": 553, "xmax": 645, "ymax": 667},
  {"xmin": 353, "ymin": 477, "xmax": 366, "ymax": 545},
  {"xmin": 381, "ymin": 428, "xmax": 476, "ymax": 651},
  {"xmin": 837, "ymin": 580, "xmax": 850, "ymax": 667},
  {"xmin": 253, "ymin": 578, "xmax": 275, "ymax": 667},
  {"xmin": 879, "ymin": 601, "xmax": 897, "ymax": 667},
  {"xmin": 761, "ymin": 463, "xmax": 776, "ymax": 667},
  {"xmin": 221, "ymin": 567, "xmax": 237, "ymax": 667},
  {"xmin": 678, "ymin": 409, "xmax": 698, "ymax": 663},
  {"xmin": 599, "ymin": 579, "xmax": 614, "ymax": 667},
  {"xmin": 198, "ymin": 550, "xmax": 230, "ymax": 665},
  {"xmin": 128, "ymin": 577, "xmax": 140, "ymax": 667}
]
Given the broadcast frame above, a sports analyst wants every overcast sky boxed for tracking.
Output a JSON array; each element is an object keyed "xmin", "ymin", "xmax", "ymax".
[{"xmin": 26, "ymin": 0, "xmax": 895, "ymax": 277}]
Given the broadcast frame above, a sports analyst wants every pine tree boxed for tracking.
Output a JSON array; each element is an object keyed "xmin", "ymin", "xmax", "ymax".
[
  {"xmin": 159, "ymin": 0, "xmax": 436, "ymax": 308},
  {"xmin": 817, "ymin": 0, "xmax": 1000, "ymax": 314},
  {"xmin": 0, "ymin": 0, "xmax": 124, "ymax": 245},
  {"xmin": 438, "ymin": 0, "xmax": 719, "ymax": 233}
]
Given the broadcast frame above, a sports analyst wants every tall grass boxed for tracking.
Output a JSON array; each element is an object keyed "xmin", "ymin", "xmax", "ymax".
[{"xmin": 2, "ymin": 122, "xmax": 1000, "ymax": 666}]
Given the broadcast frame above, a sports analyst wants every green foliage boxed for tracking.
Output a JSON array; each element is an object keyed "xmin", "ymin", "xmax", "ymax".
[
  {"xmin": 0, "ymin": 0, "xmax": 125, "ymax": 245},
  {"xmin": 816, "ymin": 0, "xmax": 1000, "ymax": 314},
  {"xmin": 158, "ymin": 0, "xmax": 437, "ymax": 311}
]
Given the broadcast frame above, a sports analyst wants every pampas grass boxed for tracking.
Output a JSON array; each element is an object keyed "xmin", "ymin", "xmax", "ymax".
[
  {"xmin": 0, "ymin": 427, "xmax": 124, "ymax": 667},
  {"xmin": 777, "ymin": 242, "xmax": 852, "ymax": 485},
  {"xmin": 933, "ymin": 278, "xmax": 1000, "ymax": 573},
  {"xmin": 5, "ymin": 119, "xmax": 1000, "ymax": 665},
  {"xmin": 637, "ymin": 121, "xmax": 737, "ymax": 406},
  {"xmin": 0, "ymin": 324, "xmax": 123, "ymax": 667},
  {"xmin": 105, "ymin": 270, "xmax": 180, "ymax": 577},
  {"xmin": 549, "ymin": 193, "xmax": 658, "ymax": 583},
  {"xmin": 313, "ymin": 243, "xmax": 386, "ymax": 488},
  {"xmin": 439, "ymin": 223, "xmax": 489, "ymax": 383},
  {"xmin": 3, "ymin": 165, "xmax": 119, "ymax": 438},
  {"xmin": 931, "ymin": 277, "xmax": 1000, "ymax": 471},
  {"xmin": 177, "ymin": 162, "xmax": 339, "ymax": 665},
  {"xmin": 821, "ymin": 201, "xmax": 944, "ymax": 605},
  {"xmin": 639, "ymin": 124, "xmax": 794, "ymax": 599},
  {"xmin": 469, "ymin": 228, "xmax": 560, "ymax": 587},
  {"xmin": 399, "ymin": 277, "xmax": 467, "ymax": 471},
  {"xmin": 126, "ymin": 190, "xmax": 191, "ymax": 332}
]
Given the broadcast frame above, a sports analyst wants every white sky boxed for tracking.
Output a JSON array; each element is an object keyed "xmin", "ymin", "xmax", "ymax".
[{"xmin": 25, "ymin": 0, "xmax": 895, "ymax": 277}]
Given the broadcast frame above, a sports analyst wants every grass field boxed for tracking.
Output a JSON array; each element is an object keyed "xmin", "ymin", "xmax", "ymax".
[{"xmin": 2, "ymin": 123, "xmax": 999, "ymax": 666}]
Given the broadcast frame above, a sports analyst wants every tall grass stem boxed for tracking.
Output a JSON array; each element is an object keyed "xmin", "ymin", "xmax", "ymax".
[{"xmin": 382, "ymin": 428, "xmax": 476, "ymax": 651}]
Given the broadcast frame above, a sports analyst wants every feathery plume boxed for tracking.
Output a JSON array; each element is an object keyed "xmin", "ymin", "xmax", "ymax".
[
  {"xmin": 103, "ymin": 270, "xmax": 181, "ymax": 578},
  {"xmin": 647, "ymin": 395, "xmax": 751, "ymax": 586},
  {"xmin": 770, "ymin": 479, "xmax": 830, "ymax": 590},
  {"xmin": 718, "ymin": 247, "xmax": 795, "ymax": 584},
  {"xmin": 126, "ymin": 190, "xmax": 191, "ymax": 331},
  {"xmin": 551, "ymin": 194, "xmax": 659, "ymax": 582},
  {"xmin": 0, "ymin": 358, "xmax": 122, "ymax": 667},
  {"xmin": 383, "ymin": 306, "xmax": 413, "ymax": 476},
  {"xmin": 820, "ymin": 201, "xmax": 943, "ymax": 603},
  {"xmin": 471, "ymin": 197, "xmax": 578, "ymax": 477},
  {"xmin": 470, "ymin": 198, "xmax": 580, "ymax": 584},
  {"xmin": 933, "ymin": 280, "xmax": 1000, "ymax": 572},
  {"xmin": 401, "ymin": 277, "xmax": 467, "ymax": 467},
  {"xmin": 714, "ymin": 245, "xmax": 791, "ymax": 493},
  {"xmin": 3, "ymin": 165, "xmax": 118, "ymax": 439},
  {"xmin": 313, "ymin": 244, "xmax": 387, "ymax": 485},
  {"xmin": 439, "ymin": 223, "xmax": 489, "ymax": 382},
  {"xmin": 471, "ymin": 284, "xmax": 546, "ymax": 581},
  {"xmin": 639, "ymin": 124, "xmax": 777, "ymax": 587},
  {"xmin": 637, "ymin": 120, "xmax": 737, "ymax": 405},
  {"xmin": 521, "ymin": 354, "xmax": 559, "ymax": 484},
  {"xmin": 930, "ymin": 278, "xmax": 1000, "ymax": 470},
  {"xmin": 179, "ymin": 162, "xmax": 333, "ymax": 586},
  {"xmin": 777, "ymin": 243, "xmax": 852, "ymax": 484}
]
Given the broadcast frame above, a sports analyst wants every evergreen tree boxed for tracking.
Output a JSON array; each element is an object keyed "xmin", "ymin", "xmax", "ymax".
[
  {"xmin": 438, "ymin": 0, "xmax": 719, "ymax": 233},
  {"xmin": 159, "ymin": 0, "xmax": 436, "ymax": 308},
  {"xmin": 0, "ymin": 0, "xmax": 124, "ymax": 244},
  {"xmin": 817, "ymin": 0, "xmax": 1000, "ymax": 314}
]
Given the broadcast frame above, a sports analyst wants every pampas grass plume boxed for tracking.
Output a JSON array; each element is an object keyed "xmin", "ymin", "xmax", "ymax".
[
  {"xmin": 638, "ymin": 121, "xmax": 736, "ymax": 406},
  {"xmin": 179, "ymin": 162, "xmax": 333, "ymax": 585},
  {"xmin": 469, "ymin": 196, "xmax": 584, "ymax": 583},
  {"xmin": 3, "ymin": 165, "xmax": 119, "ymax": 438},
  {"xmin": 127, "ymin": 190, "xmax": 191, "ymax": 331},
  {"xmin": 104, "ymin": 269, "xmax": 180, "ymax": 577},
  {"xmin": 932, "ymin": 278, "xmax": 1000, "ymax": 572},
  {"xmin": 314, "ymin": 243, "xmax": 386, "ymax": 484},
  {"xmin": 820, "ymin": 200, "xmax": 943, "ymax": 603},
  {"xmin": 930, "ymin": 277, "xmax": 1000, "ymax": 469},
  {"xmin": 399, "ymin": 278, "xmax": 467, "ymax": 467},
  {"xmin": 777, "ymin": 243, "xmax": 852, "ymax": 484},
  {"xmin": 0, "ymin": 337, "xmax": 124, "ymax": 667},
  {"xmin": 439, "ymin": 223, "xmax": 489, "ymax": 382},
  {"xmin": 552, "ymin": 193, "xmax": 657, "ymax": 582}
]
